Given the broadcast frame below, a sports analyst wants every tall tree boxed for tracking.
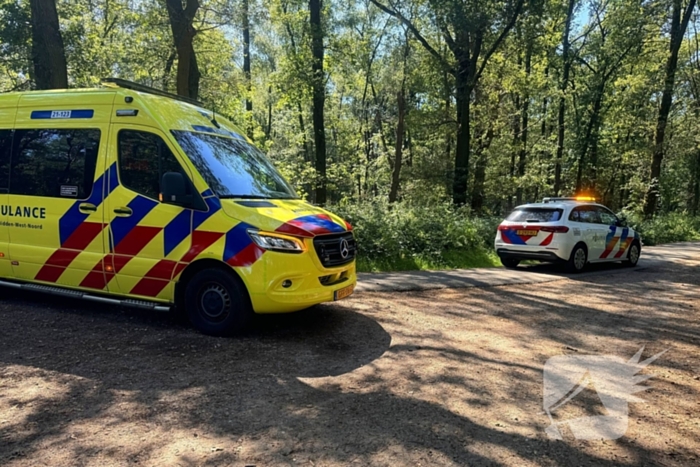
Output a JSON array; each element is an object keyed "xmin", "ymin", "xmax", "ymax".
[
  {"xmin": 243, "ymin": 0, "xmax": 253, "ymax": 114},
  {"xmin": 29, "ymin": 0, "xmax": 68, "ymax": 89},
  {"xmin": 370, "ymin": 0, "xmax": 525, "ymax": 205},
  {"xmin": 165, "ymin": 0, "xmax": 201, "ymax": 99},
  {"xmin": 553, "ymin": 0, "xmax": 576, "ymax": 196},
  {"xmin": 309, "ymin": 0, "xmax": 327, "ymax": 204},
  {"xmin": 643, "ymin": 0, "xmax": 697, "ymax": 216}
]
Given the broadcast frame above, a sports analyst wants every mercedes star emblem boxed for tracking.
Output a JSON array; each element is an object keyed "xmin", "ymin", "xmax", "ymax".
[{"xmin": 339, "ymin": 238, "xmax": 350, "ymax": 259}]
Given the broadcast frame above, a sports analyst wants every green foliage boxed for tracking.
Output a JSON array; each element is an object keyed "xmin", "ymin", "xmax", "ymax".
[
  {"xmin": 1, "ymin": 0, "xmax": 700, "ymax": 271},
  {"xmin": 627, "ymin": 212, "xmax": 700, "ymax": 246},
  {"xmin": 331, "ymin": 201, "xmax": 501, "ymax": 272}
]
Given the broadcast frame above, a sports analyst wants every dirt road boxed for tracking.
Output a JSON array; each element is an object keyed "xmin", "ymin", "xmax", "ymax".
[{"xmin": 1, "ymin": 243, "xmax": 699, "ymax": 466}]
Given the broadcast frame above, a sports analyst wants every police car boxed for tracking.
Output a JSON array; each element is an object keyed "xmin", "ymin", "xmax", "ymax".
[{"xmin": 494, "ymin": 197, "xmax": 641, "ymax": 272}]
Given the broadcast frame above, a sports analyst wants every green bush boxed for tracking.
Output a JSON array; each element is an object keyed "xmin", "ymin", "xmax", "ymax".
[
  {"xmin": 627, "ymin": 212, "xmax": 700, "ymax": 246},
  {"xmin": 331, "ymin": 201, "xmax": 500, "ymax": 272},
  {"xmin": 331, "ymin": 202, "xmax": 700, "ymax": 272}
]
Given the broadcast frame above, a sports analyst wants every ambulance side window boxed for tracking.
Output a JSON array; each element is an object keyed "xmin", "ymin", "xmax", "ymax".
[
  {"xmin": 118, "ymin": 130, "xmax": 189, "ymax": 201},
  {"xmin": 9, "ymin": 129, "xmax": 100, "ymax": 199},
  {"xmin": 0, "ymin": 130, "xmax": 11, "ymax": 193}
]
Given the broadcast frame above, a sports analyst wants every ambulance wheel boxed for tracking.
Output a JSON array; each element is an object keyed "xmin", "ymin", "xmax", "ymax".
[
  {"xmin": 624, "ymin": 241, "xmax": 641, "ymax": 267},
  {"xmin": 500, "ymin": 257, "xmax": 520, "ymax": 269},
  {"xmin": 566, "ymin": 243, "xmax": 587, "ymax": 273},
  {"xmin": 184, "ymin": 268, "xmax": 252, "ymax": 336}
]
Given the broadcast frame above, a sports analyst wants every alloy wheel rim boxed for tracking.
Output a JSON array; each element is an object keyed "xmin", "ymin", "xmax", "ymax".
[
  {"xmin": 574, "ymin": 248, "xmax": 586, "ymax": 270},
  {"xmin": 629, "ymin": 245, "xmax": 639, "ymax": 264}
]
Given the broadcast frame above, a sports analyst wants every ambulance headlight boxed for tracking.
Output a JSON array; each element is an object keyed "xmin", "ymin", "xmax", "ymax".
[{"xmin": 247, "ymin": 230, "xmax": 305, "ymax": 253}]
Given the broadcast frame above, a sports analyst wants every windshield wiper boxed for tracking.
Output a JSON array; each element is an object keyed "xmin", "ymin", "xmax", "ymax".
[{"xmin": 525, "ymin": 219, "xmax": 542, "ymax": 223}]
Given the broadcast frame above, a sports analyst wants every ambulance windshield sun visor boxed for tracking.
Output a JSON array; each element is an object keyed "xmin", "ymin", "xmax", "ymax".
[{"xmin": 172, "ymin": 131, "xmax": 298, "ymax": 200}]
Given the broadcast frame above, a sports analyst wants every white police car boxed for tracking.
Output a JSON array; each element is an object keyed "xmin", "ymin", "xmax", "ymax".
[{"xmin": 494, "ymin": 197, "xmax": 641, "ymax": 272}]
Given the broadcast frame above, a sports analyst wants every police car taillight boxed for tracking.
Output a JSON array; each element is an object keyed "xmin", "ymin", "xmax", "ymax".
[{"xmin": 540, "ymin": 226, "xmax": 569, "ymax": 233}]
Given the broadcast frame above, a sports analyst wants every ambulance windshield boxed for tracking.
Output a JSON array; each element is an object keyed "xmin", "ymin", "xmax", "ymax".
[{"xmin": 172, "ymin": 131, "xmax": 298, "ymax": 200}]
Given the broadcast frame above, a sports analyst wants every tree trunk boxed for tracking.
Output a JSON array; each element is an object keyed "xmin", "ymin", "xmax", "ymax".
[
  {"xmin": 265, "ymin": 85, "xmax": 273, "ymax": 140},
  {"xmin": 692, "ymin": 151, "xmax": 700, "ymax": 215},
  {"xmin": 165, "ymin": 0, "xmax": 200, "ymax": 100},
  {"xmin": 452, "ymin": 59, "xmax": 473, "ymax": 205},
  {"xmin": 309, "ymin": 0, "xmax": 326, "ymax": 204},
  {"xmin": 163, "ymin": 48, "xmax": 177, "ymax": 92},
  {"xmin": 243, "ymin": 0, "xmax": 252, "ymax": 113},
  {"xmin": 516, "ymin": 39, "xmax": 532, "ymax": 204},
  {"xmin": 554, "ymin": 0, "xmax": 576, "ymax": 196},
  {"xmin": 389, "ymin": 91, "xmax": 405, "ymax": 203},
  {"xmin": 643, "ymin": 0, "xmax": 696, "ymax": 216},
  {"xmin": 29, "ymin": 0, "xmax": 68, "ymax": 90},
  {"xmin": 576, "ymin": 87, "xmax": 604, "ymax": 192}
]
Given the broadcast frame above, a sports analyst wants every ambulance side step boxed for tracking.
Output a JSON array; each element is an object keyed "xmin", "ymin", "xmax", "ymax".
[{"xmin": 0, "ymin": 279, "xmax": 171, "ymax": 312}]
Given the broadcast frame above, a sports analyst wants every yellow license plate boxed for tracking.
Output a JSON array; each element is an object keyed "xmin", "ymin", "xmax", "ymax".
[
  {"xmin": 334, "ymin": 284, "xmax": 355, "ymax": 301},
  {"xmin": 516, "ymin": 229, "xmax": 538, "ymax": 236}
]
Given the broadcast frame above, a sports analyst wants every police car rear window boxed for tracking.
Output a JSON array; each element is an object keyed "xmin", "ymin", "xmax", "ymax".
[{"xmin": 506, "ymin": 208, "xmax": 563, "ymax": 223}]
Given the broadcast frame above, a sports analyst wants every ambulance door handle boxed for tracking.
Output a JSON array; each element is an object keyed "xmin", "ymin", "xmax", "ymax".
[
  {"xmin": 79, "ymin": 203, "xmax": 97, "ymax": 213},
  {"xmin": 113, "ymin": 207, "xmax": 133, "ymax": 217}
]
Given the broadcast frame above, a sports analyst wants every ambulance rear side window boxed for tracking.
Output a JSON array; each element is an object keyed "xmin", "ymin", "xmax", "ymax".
[
  {"xmin": 10, "ymin": 129, "xmax": 100, "ymax": 199},
  {"xmin": 0, "ymin": 130, "xmax": 10, "ymax": 192}
]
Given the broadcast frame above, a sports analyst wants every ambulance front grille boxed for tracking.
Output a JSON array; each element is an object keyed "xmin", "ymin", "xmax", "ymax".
[{"xmin": 313, "ymin": 232, "xmax": 356, "ymax": 268}]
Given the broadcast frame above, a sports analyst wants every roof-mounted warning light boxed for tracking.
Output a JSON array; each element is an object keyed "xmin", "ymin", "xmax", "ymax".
[{"xmin": 542, "ymin": 196, "xmax": 596, "ymax": 203}]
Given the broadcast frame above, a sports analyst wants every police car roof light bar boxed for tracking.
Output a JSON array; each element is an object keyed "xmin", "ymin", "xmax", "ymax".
[{"xmin": 542, "ymin": 196, "xmax": 596, "ymax": 203}]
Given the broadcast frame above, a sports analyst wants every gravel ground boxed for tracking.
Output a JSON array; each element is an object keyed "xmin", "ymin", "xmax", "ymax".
[{"xmin": 0, "ymin": 246, "xmax": 698, "ymax": 466}]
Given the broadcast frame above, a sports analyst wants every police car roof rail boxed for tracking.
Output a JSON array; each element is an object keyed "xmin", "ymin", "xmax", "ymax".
[{"xmin": 101, "ymin": 78, "xmax": 204, "ymax": 108}]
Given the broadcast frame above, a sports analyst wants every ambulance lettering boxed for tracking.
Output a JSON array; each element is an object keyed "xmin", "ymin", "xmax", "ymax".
[{"xmin": 0, "ymin": 206, "xmax": 46, "ymax": 219}]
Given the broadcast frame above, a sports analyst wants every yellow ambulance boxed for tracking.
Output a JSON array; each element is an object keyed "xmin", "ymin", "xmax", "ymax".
[{"xmin": 0, "ymin": 79, "xmax": 356, "ymax": 335}]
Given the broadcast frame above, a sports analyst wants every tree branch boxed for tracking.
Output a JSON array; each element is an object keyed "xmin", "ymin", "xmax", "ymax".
[
  {"xmin": 474, "ymin": 0, "xmax": 526, "ymax": 83},
  {"xmin": 369, "ymin": 0, "xmax": 454, "ymax": 73}
]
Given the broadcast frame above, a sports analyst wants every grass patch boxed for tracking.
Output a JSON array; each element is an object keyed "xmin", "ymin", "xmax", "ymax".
[{"xmin": 357, "ymin": 247, "xmax": 500, "ymax": 273}]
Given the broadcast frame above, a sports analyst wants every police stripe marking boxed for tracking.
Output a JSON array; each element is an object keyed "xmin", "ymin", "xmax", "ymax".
[
  {"xmin": 600, "ymin": 226, "xmax": 619, "ymax": 259},
  {"xmin": 614, "ymin": 227, "xmax": 631, "ymax": 259}
]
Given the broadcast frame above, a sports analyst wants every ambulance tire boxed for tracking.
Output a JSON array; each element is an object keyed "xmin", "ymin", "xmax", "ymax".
[
  {"xmin": 185, "ymin": 268, "xmax": 253, "ymax": 336},
  {"xmin": 623, "ymin": 241, "xmax": 641, "ymax": 267},
  {"xmin": 566, "ymin": 243, "xmax": 587, "ymax": 273}
]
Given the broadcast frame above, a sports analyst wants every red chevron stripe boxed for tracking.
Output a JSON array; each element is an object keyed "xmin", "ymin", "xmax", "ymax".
[
  {"xmin": 62, "ymin": 222, "xmax": 106, "ymax": 250},
  {"xmin": 35, "ymin": 222, "xmax": 106, "ymax": 283},
  {"xmin": 226, "ymin": 242, "xmax": 264, "ymax": 267},
  {"xmin": 80, "ymin": 226, "xmax": 162, "ymax": 290},
  {"xmin": 113, "ymin": 226, "xmax": 161, "ymax": 255},
  {"xmin": 79, "ymin": 259, "xmax": 109, "ymax": 290},
  {"xmin": 130, "ymin": 277, "xmax": 170, "ymax": 298},
  {"xmin": 539, "ymin": 233, "xmax": 554, "ymax": 246},
  {"xmin": 129, "ymin": 231, "xmax": 224, "ymax": 297}
]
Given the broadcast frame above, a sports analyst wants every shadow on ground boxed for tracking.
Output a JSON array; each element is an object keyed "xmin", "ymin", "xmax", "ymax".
[{"xmin": 0, "ymin": 250, "xmax": 698, "ymax": 466}]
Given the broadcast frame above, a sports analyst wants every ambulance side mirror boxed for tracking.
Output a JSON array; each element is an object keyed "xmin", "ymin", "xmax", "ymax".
[{"xmin": 161, "ymin": 172, "xmax": 192, "ymax": 206}]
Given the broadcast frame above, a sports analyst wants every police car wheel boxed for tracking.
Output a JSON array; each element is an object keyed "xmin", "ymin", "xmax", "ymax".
[
  {"xmin": 566, "ymin": 243, "xmax": 587, "ymax": 273},
  {"xmin": 500, "ymin": 257, "xmax": 520, "ymax": 269},
  {"xmin": 185, "ymin": 269, "xmax": 252, "ymax": 336},
  {"xmin": 624, "ymin": 242, "xmax": 641, "ymax": 267}
]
